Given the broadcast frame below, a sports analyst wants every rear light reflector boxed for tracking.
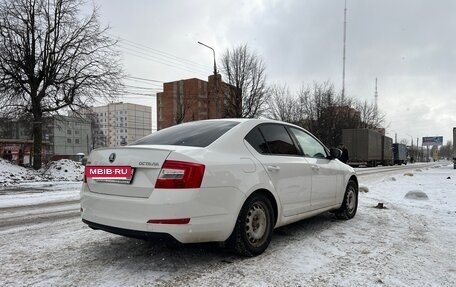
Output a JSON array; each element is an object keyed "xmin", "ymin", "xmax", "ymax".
[
  {"xmin": 147, "ymin": 218, "xmax": 190, "ymax": 224},
  {"xmin": 155, "ymin": 160, "xmax": 205, "ymax": 189}
]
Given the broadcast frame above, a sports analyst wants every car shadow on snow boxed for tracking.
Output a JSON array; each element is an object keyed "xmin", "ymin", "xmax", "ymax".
[
  {"xmin": 81, "ymin": 231, "xmax": 237, "ymax": 273},
  {"xmin": 81, "ymin": 212, "xmax": 341, "ymax": 272},
  {"xmin": 273, "ymin": 212, "xmax": 338, "ymax": 238}
]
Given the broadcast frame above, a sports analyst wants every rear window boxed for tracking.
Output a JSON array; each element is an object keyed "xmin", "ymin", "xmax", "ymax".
[{"xmin": 130, "ymin": 121, "xmax": 239, "ymax": 147}]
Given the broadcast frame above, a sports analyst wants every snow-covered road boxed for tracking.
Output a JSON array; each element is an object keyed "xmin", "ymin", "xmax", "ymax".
[{"xmin": 1, "ymin": 163, "xmax": 455, "ymax": 286}]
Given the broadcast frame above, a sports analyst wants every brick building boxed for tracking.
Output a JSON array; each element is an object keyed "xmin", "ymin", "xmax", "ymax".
[{"xmin": 156, "ymin": 74, "xmax": 235, "ymax": 130}]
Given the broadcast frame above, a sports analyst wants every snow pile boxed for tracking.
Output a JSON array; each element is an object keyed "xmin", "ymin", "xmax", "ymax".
[
  {"xmin": 0, "ymin": 158, "xmax": 43, "ymax": 186},
  {"xmin": 41, "ymin": 159, "xmax": 84, "ymax": 181},
  {"xmin": 404, "ymin": 190, "xmax": 429, "ymax": 200},
  {"xmin": 0, "ymin": 158, "xmax": 84, "ymax": 187},
  {"xmin": 359, "ymin": 185, "xmax": 369, "ymax": 193}
]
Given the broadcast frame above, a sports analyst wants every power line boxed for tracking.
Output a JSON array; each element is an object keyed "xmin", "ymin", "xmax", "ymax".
[
  {"xmin": 122, "ymin": 50, "xmax": 208, "ymax": 77},
  {"xmin": 113, "ymin": 35, "xmax": 212, "ymax": 71},
  {"xmin": 115, "ymin": 91, "xmax": 159, "ymax": 97},
  {"xmin": 123, "ymin": 84, "xmax": 161, "ymax": 90},
  {"xmin": 125, "ymin": 75, "xmax": 163, "ymax": 83},
  {"xmin": 123, "ymin": 81, "xmax": 163, "ymax": 89},
  {"xmin": 108, "ymin": 34, "xmax": 214, "ymax": 86},
  {"xmin": 118, "ymin": 41, "xmax": 210, "ymax": 75}
]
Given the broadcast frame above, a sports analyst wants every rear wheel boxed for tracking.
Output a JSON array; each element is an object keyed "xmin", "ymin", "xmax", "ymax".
[
  {"xmin": 228, "ymin": 193, "xmax": 274, "ymax": 257},
  {"xmin": 336, "ymin": 180, "xmax": 358, "ymax": 220}
]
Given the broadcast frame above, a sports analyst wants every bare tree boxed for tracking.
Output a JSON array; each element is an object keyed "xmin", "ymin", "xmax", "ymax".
[
  {"xmin": 296, "ymin": 82, "xmax": 362, "ymax": 147},
  {"xmin": 174, "ymin": 84, "xmax": 193, "ymax": 125},
  {"xmin": 298, "ymin": 82, "xmax": 339, "ymax": 146},
  {"xmin": 0, "ymin": 0, "xmax": 122, "ymax": 169},
  {"xmin": 221, "ymin": 44, "xmax": 268, "ymax": 118},
  {"xmin": 88, "ymin": 113, "xmax": 105, "ymax": 150},
  {"xmin": 174, "ymin": 94, "xmax": 187, "ymax": 125},
  {"xmin": 399, "ymin": 138, "xmax": 408, "ymax": 145},
  {"xmin": 355, "ymin": 100, "xmax": 386, "ymax": 129},
  {"xmin": 267, "ymin": 83, "xmax": 301, "ymax": 124},
  {"xmin": 439, "ymin": 141, "xmax": 453, "ymax": 159}
]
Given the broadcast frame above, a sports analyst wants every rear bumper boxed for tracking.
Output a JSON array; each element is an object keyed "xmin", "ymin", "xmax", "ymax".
[
  {"xmin": 82, "ymin": 219, "xmax": 176, "ymax": 241},
  {"xmin": 80, "ymin": 184, "xmax": 246, "ymax": 243}
]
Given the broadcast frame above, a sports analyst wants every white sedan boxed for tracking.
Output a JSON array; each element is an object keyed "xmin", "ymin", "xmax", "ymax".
[{"xmin": 81, "ymin": 119, "xmax": 358, "ymax": 256}]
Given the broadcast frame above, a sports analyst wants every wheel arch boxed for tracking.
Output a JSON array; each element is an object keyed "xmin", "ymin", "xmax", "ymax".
[
  {"xmin": 245, "ymin": 188, "xmax": 279, "ymax": 226},
  {"xmin": 349, "ymin": 174, "xmax": 358, "ymax": 189}
]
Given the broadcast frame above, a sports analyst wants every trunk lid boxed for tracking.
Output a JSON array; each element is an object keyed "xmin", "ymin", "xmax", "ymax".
[{"xmin": 86, "ymin": 146, "xmax": 171, "ymax": 198}]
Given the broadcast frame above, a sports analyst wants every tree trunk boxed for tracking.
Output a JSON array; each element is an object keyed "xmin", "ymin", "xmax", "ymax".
[{"xmin": 32, "ymin": 115, "xmax": 43, "ymax": 170}]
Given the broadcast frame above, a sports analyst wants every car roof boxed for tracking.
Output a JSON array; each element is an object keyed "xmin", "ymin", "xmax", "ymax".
[{"xmin": 194, "ymin": 118, "xmax": 295, "ymax": 126}]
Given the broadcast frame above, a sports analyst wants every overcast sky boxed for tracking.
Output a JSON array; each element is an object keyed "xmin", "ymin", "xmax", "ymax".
[{"xmin": 93, "ymin": 0, "xmax": 456, "ymax": 145}]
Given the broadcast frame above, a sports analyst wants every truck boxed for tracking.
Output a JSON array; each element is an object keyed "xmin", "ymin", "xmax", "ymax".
[
  {"xmin": 453, "ymin": 127, "xmax": 456, "ymax": 169},
  {"xmin": 393, "ymin": 143, "xmax": 408, "ymax": 165},
  {"xmin": 342, "ymin": 129, "xmax": 392, "ymax": 167},
  {"xmin": 382, "ymin": 135, "xmax": 394, "ymax": 166}
]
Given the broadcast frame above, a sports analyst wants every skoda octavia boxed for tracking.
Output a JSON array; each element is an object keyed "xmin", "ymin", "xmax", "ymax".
[{"xmin": 81, "ymin": 119, "xmax": 358, "ymax": 256}]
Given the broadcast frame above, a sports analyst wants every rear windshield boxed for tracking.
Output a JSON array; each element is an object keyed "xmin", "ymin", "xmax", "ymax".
[{"xmin": 130, "ymin": 121, "xmax": 240, "ymax": 147}]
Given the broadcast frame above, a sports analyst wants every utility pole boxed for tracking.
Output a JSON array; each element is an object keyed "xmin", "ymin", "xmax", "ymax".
[
  {"xmin": 341, "ymin": 0, "xmax": 347, "ymax": 102},
  {"xmin": 374, "ymin": 78, "xmax": 378, "ymax": 115},
  {"xmin": 417, "ymin": 137, "xmax": 420, "ymax": 161},
  {"xmin": 407, "ymin": 133, "xmax": 413, "ymax": 162}
]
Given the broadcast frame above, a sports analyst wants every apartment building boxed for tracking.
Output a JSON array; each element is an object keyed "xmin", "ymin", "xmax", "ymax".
[
  {"xmin": 0, "ymin": 115, "xmax": 91, "ymax": 165},
  {"xmin": 49, "ymin": 116, "xmax": 91, "ymax": 155},
  {"xmin": 91, "ymin": 102, "xmax": 152, "ymax": 147}
]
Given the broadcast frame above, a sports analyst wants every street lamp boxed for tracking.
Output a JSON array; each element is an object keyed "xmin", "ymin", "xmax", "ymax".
[
  {"xmin": 197, "ymin": 41, "xmax": 219, "ymax": 118},
  {"xmin": 197, "ymin": 41, "xmax": 217, "ymax": 76}
]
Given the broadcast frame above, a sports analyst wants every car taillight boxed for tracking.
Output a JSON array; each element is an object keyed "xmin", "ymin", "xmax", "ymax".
[{"xmin": 155, "ymin": 160, "xmax": 205, "ymax": 189}]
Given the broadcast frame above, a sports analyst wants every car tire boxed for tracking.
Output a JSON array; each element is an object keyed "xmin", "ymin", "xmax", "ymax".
[
  {"xmin": 336, "ymin": 180, "xmax": 358, "ymax": 220},
  {"xmin": 228, "ymin": 193, "xmax": 274, "ymax": 257}
]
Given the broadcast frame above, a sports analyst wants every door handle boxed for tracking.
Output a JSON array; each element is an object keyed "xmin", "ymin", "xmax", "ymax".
[
  {"xmin": 311, "ymin": 165, "xmax": 320, "ymax": 172},
  {"xmin": 267, "ymin": 165, "xmax": 281, "ymax": 172}
]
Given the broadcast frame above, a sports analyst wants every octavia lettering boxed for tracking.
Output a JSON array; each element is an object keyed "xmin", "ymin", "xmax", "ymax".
[
  {"xmin": 85, "ymin": 166, "xmax": 133, "ymax": 179},
  {"xmin": 138, "ymin": 161, "xmax": 159, "ymax": 167}
]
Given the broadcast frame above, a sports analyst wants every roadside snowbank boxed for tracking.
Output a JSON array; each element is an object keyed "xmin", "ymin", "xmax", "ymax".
[
  {"xmin": 0, "ymin": 158, "xmax": 84, "ymax": 186},
  {"xmin": 41, "ymin": 159, "xmax": 84, "ymax": 181}
]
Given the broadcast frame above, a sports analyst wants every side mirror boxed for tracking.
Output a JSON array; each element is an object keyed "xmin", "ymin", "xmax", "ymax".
[{"xmin": 329, "ymin": 148, "xmax": 342, "ymax": 160}]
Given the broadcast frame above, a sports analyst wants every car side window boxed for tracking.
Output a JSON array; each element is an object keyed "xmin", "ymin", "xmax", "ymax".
[
  {"xmin": 257, "ymin": 124, "xmax": 300, "ymax": 156},
  {"xmin": 245, "ymin": 127, "xmax": 270, "ymax": 154},
  {"xmin": 289, "ymin": 127, "xmax": 328, "ymax": 158}
]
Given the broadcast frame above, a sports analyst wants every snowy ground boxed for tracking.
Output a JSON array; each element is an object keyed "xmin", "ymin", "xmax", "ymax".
[
  {"xmin": 0, "ymin": 162, "xmax": 455, "ymax": 286},
  {"xmin": 0, "ymin": 159, "xmax": 83, "ymax": 208}
]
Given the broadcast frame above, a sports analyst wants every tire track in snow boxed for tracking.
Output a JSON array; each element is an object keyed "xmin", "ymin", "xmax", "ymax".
[{"xmin": 0, "ymin": 200, "xmax": 80, "ymax": 231}]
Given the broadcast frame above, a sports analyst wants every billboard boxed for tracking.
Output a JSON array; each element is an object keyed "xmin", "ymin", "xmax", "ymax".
[{"xmin": 422, "ymin": 136, "xmax": 443, "ymax": 146}]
